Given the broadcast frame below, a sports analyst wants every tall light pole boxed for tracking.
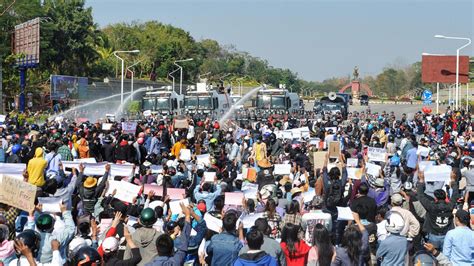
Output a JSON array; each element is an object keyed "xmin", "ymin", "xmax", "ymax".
[
  {"xmin": 434, "ymin": 35, "xmax": 472, "ymax": 110},
  {"xmin": 168, "ymin": 68, "xmax": 180, "ymax": 92},
  {"xmin": 174, "ymin": 58, "xmax": 193, "ymax": 95},
  {"xmin": 126, "ymin": 60, "xmax": 141, "ymax": 101},
  {"xmin": 113, "ymin": 50, "xmax": 140, "ymax": 105}
]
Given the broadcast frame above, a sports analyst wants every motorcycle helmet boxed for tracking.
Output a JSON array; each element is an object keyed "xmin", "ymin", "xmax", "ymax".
[
  {"xmin": 167, "ymin": 166, "xmax": 176, "ymax": 177},
  {"xmin": 15, "ymin": 230, "xmax": 41, "ymax": 257},
  {"xmin": 36, "ymin": 213, "xmax": 55, "ymax": 233},
  {"xmin": 12, "ymin": 144, "xmax": 22, "ymax": 154},
  {"xmin": 139, "ymin": 208, "xmax": 157, "ymax": 227},
  {"xmin": 70, "ymin": 246, "xmax": 102, "ymax": 266}
]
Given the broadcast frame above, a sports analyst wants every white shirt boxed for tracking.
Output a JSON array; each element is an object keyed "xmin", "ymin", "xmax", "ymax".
[{"xmin": 10, "ymin": 250, "xmax": 62, "ymax": 266}]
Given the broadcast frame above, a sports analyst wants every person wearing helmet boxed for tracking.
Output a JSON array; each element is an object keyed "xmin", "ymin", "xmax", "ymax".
[
  {"xmin": 145, "ymin": 203, "xmax": 191, "ymax": 266},
  {"xmin": 376, "ymin": 211, "xmax": 408, "ymax": 266},
  {"xmin": 6, "ymin": 144, "xmax": 21, "ymax": 163},
  {"xmin": 24, "ymin": 202, "xmax": 75, "ymax": 264},
  {"xmin": 70, "ymin": 246, "xmax": 102, "ymax": 266},
  {"xmin": 101, "ymin": 135, "xmax": 115, "ymax": 163},
  {"xmin": 9, "ymin": 230, "xmax": 63, "ymax": 266},
  {"xmin": 123, "ymin": 208, "xmax": 160, "ymax": 265},
  {"xmin": 102, "ymin": 226, "xmax": 142, "ymax": 266}
]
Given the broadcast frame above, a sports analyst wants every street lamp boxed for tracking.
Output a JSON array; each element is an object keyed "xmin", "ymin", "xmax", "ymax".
[
  {"xmin": 434, "ymin": 35, "xmax": 472, "ymax": 110},
  {"xmin": 168, "ymin": 68, "xmax": 180, "ymax": 92},
  {"xmin": 113, "ymin": 50, "xmax": 140, "ymax": 104},
  {"xmin": 126, "ymin": 60, "xmax": 141, "ymax": 101},
  {"xmin": 174, "ymin": 58, "xmax": 193, "ymax": 95}
]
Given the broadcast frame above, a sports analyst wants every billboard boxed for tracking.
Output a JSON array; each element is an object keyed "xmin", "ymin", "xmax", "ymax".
[
  {"xmin": 50, "ymin": 75, "xmax": 88, "ymax": 100},
  {"xmin": 14, "ymin": 17, "xmax": 40, "ymax": 65},
  {"xmin": 421, "ymin": 55, "xmax": 469, "ymax": 83}
]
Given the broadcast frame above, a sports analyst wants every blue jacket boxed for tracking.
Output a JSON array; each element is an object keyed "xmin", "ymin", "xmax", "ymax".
[
  {"xmin": 207, "ymin": 231, "xmax": 243, "ymax": 266},
  {"xmin": 194, "ymin": 184, "xmax": 222, "ymax": 211},
  {"xmin": 234, "ymin": 251, "xmax": 278, "ymax": 266}
]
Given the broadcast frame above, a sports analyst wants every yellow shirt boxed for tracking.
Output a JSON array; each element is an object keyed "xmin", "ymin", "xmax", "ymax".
[{"xmin": 171, "ymin": 142, "xmax": 186, "ymax": 158}]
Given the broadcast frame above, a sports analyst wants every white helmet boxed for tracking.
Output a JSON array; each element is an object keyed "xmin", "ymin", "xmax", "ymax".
[
  {"xmin": 102, "ymin": 237, "xmax": 119, "ymax": 254},
  {"xmin": 385, "ymin": 211, "xmax": 405, "ymax": 234},
  {"xmin": 68, "ymin": 237, "xmax": 87, "ymax": 256}
]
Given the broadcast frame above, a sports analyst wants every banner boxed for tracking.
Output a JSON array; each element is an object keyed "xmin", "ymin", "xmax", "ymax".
[{"xmin": 0, "ymin": 174, "xmax": 37, "ymax": 212}]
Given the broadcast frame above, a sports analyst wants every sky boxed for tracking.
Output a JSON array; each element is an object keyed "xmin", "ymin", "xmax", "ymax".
[{"xmin": 86, "ymin": 0, "xmax": 473, "ymax": 81}]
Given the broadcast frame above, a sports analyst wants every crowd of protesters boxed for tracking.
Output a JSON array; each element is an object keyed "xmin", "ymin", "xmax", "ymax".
[{"xmin": 0, "ymin": 106, "xmax": 473, "ymax": 266}]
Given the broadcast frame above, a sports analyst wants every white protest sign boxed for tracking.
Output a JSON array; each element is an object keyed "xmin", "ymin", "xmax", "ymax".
[
  {"xmin": 367, "ymin": 147, "xmax": 386, "ymax": 162},
  {"xmin": 38, "ymin": 197, "xmax": 62, "ymax": 213},
  {"xmin": 347, "ymin": 167, "xmax": 363, "ymax": 180},
  {"xmin": 121, "ymin": 121, "xmax": 137, "ymax": 134},
  {"xmin": 179, "ymin": 149, "xmax": 191, "ymax": 162},
  {"xmin": 282, "ymin": 131, "xmax": 293, "ymax": 139},
  {"xmin": 239, "ymin": 213, "xmax": 264, "ymax": 228},
  {"xmin": 166, "ymin": 188, "xmax": 186, "ymax": 200},
  {"xmin": 424, "ymin": 165, "xmax": 452, "ymax": 182},
  {"xmin": 196, "ymin": 154, "xmax": 210, "ymax": 166},
  {"xmin": 106, "ymin": 180, "xmax": 141, "ymax": 203},
  {"xmin": 225, "ymin": 192, "xmax": 244, "ymax": 206},
  {"xmin": 203, "ymin": 172, "xmax": 216, "ymax": 183},
  {"xmin": 418, "ymin": 161, "xmax": 435, "ymax": 172},
  {"xmin": 242, "ymin": 183, "xmax": 259, "ymax": 199},
  {"xmin": 347, "ymin": 158, "xmax": 358, "ymax": 167},
  {"xmin": 292, "ymin": 130, "xmax": 302, "ymax": 139},
  {"xmin": 143, "ymin": 110, "xmax": 152, "ymax": 117},
  {"xmin": 337, "ymin": 207, "xmax": 355, "ymax": 221},
  {"xmin": 366, "ymin": 162, "xmax": 381, "ymax": 177},
  {"xmin": 204, "ymin": 213, "xmax": 222, "ymax": 232},
  {"xmin": 110, "ymin": 164, "xmax": 134, "ymax": 177},
  {"xmin": 74, "ymin": 158, "xmax": 97, "ymax": 164},
  {"xmin": 273, "ymin": 164, "xmax": 292, "ymax": 175},
  {"xmin": 102, "ymin": 123, "xmax": 113, "ymax": 131},
  {"xmin": 0, "ymin": 114, "xmax": 5, "ymax": 123},
  {"xmin": 169, "ymin": 198, "xmax": 189, "ymax": 215},
  {"xmin": 309, "ymin": 138, "xmax": 320, "ymax": 146},
  {"xmin": 150, "ymin": 165, "xmax": 163, "ymax": 174},
  {"xmin": 0, "ymin": 163, "xmax": 26, "ymax": 176},
  {"xmin": 417, "ymin": 146, "xmax": 430, "ymax": 157}
]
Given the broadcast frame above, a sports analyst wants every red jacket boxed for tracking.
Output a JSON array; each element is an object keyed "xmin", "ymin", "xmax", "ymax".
[{"xmin": 281, "ymin": 240, "xmax": 311, "ymax": 266}]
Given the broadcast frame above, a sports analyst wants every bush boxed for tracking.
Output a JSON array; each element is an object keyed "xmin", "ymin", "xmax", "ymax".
[{"xmin": 127, "ymin": 101, "xmax": 141, "ymax": 114}]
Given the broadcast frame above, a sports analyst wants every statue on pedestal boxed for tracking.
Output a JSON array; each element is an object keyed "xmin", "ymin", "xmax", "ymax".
[{"xmin": 353, "ymin": 66, "xmax": 359, "ymax": 81}]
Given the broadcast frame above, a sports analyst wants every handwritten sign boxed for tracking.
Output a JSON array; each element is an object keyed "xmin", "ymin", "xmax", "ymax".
[
  {"xmin": 273, "ymin": 164, "xmax": 291, "ymax": 175},
  {"xmin": 0, "ymin": 174, "xmax": 37, "ymax": 212},
  {"xmin": 367, "ymin": 147, "xmax": 386, "ymax": 162},
  {"xmin": 225, "ymin": 192, "xmax": 244, "ymax": 205},
  {"xmin": 328, "ymin": 142, "xmax": 340, "ymax": 158},
  {"xmin": 121, "ymin": 122, "xmax": 137, "ymax": 134},
  {"xmin": 242, "ymin": 167, "xmax": 257, "ymax": 181}
]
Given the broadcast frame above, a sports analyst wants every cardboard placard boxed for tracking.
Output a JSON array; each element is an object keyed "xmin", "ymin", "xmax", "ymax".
[
  {"xmin": 174, "ymin": 119, "xmax": 189, "ymax": 129},
  {"xmin": 0, "ymin": 174, "xmax": 37, "ymax": 212},
  {"xmin": 367, "ymin": 147, "xmax": 386, "ymax": 162},
  {"xmin": 225, "ymin": 192, "xmax": 244, "ymax": 206},
  {"xmin": 328, "ymin": 142, "xmax": 340, "ymax": 158},
  {"xmin": 122, "ymin": 122, "xmax": 137, "ymax": 134},
  {"xmin": 313, "ymin": 152, "xmax": 326, "ymax": 169}
]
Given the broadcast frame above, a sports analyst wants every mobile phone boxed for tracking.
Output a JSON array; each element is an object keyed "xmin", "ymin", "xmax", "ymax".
[{"xmin": 65, "ymin": 167, "xmax": 73, "ymax": 172}]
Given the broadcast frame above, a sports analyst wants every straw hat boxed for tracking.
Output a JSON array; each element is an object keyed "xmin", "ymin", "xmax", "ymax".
[
  {"xmin": 290, "ymin": 187, "xmax": 303, "ymax": 195},
  {"xmin": 83, "ymin": 177, "xmax": 97, "ymax": 188},
  {"xmin": 257, "ymin": 159, "xmax": 272, "ymax": 169}
]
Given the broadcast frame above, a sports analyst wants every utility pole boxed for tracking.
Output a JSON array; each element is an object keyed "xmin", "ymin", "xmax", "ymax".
[{"xmin": 0, "ymin": 56, "xmax": 3, "ymax": 113}]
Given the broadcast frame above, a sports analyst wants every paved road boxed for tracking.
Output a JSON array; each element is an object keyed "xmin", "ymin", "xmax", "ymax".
[{"xmin": 304, "ymin": 102, "xmax": 447, "ymax": 118}]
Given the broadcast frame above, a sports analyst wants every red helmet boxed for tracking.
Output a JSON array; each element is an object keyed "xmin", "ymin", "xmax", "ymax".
[
  {"xmin": 197, "ymin": 121, "xmax": 204, "ymax": 127},
  {"xmin": 213, "ymin": 121, "xmax": 220, "ymax": 129}
]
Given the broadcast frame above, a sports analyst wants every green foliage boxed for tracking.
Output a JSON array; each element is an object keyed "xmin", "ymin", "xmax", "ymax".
[{"xmin": 127, "ymin": 100, "xmax": 141, "ymax": 113}]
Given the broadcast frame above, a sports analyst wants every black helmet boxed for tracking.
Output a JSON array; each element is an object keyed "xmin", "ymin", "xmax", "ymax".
[
  {"xmin": 139, "ymin": 208, "xmax": 157, "ymax": 227},
  {"xmin": 70, "ymin": 246, "xmax": 102, "ymax": 266},
  {"xmin": 103, "ymin": 135, "xmax": 113, "ymax": 143},
  {"xmin": 36, "ymin": 213, "xmax": 55, "ymax": 232},
  {"xmin": 388, "ymin": 135, "xmax": 395, "ymax": 142},
  {"xmin": 16, "ymin": 230, "xmax": 41, "ymax": 257}
]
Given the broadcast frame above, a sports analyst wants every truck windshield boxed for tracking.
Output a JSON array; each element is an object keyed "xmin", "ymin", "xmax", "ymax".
[
  {"xmin": 142, "ymin": 98, "xmax": 155, "ymax": 110},
  {"xmin": 156, "ymin": 98, "xmax": 170, "ymax": 109},
  {"xmin": 271, "ymin": 96, "xmax": 286, "ymax": 109},
  {"xmin": 256, "ymin": 95, "xmax": 271, "ymax": 109},
  {"xmin": 321, "ymin": 103, "xmax": 342, "ymax": 110},
  {"xmin": 184, "ymin": 97, "xmax": 198, "ymax": 109},
  {"xmin": 198, "ymin": 97, "xmax": 212, "ymax": 109}
]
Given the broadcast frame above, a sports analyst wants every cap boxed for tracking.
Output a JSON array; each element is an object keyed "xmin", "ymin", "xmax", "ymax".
[
  {"xmin": 374, "ymin": 178, "xmax": 385, "ymax": 188},
  {"xmin": 391, "ymin": 193, "xmax": 404, "ymax": 206}
]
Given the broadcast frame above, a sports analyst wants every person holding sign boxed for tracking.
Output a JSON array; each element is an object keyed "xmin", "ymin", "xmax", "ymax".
[
  {"xmin": 77, "ymin": 163, "xmax": 110, "ymax": 215},
  {"xmin": 416, "ymin": 170, "xmax": 460, "ymax": 250},
  {"xmin": 250, "ymin": 136, "xmax": 268, "ymax": 168},
  {"xmin": 193, "ymin": 173, "xmax": 222, "ymax": 211}
]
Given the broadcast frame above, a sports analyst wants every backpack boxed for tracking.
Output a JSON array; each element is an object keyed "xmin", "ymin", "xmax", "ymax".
[{"xmin": 326, "ymin": 180, "xmax": 343, "ymax": 208}]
